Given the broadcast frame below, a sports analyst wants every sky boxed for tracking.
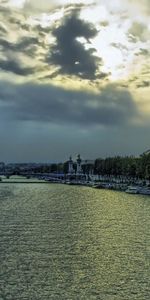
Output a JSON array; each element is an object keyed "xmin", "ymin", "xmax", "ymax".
[{"xmin": 0, "ymin": 0, "xmax": 150, "ymax": 162}]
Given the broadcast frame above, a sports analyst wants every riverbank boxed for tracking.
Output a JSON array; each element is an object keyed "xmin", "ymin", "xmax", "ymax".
[
  {"xmin": 0, "ymin": 175, "xmax": 150, "ymax": 195},
  {"xmin": 60, "ymin": 180, "xmax": 150, "ymax": 195},
  {"xmin": 0, "ymin": 181, "xmax": 49, "ymax": 184},
  {"xmin": 0, "ymin": 175, "xmax": 48, "ymax": 184}
]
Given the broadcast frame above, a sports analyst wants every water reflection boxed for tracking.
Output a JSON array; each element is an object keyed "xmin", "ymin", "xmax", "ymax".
[{"xmin": 0, "ymin": 184, "xmax": 149, "ymax": 299}]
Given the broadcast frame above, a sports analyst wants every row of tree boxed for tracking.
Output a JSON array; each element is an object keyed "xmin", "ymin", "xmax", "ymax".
[
  {"xmin": 33, "ymin": 153, "xmax": 150, "ymax": 180},
  {"xmin": 94, "ymin": 153, "xmax": 150, "ymax": 180},
  {"xmin": 8, "ymin": 153, "xmax": 150, "ymax": 180},
  {"xmin": 31, "ymin": 163, "xmax": 64, "ymax": 174}
]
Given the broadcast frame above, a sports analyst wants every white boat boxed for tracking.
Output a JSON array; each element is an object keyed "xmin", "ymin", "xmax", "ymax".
[
  {"xmin": 125, "ymin": 186, "xmax": 140, "ymax": 194},
  {"xmin": 126, "ymin": 186, "xmax": 150, "ymax": 195},
  {"xmin": 139, "ymin": 188, "xmax": 150, "ymax": 195}
]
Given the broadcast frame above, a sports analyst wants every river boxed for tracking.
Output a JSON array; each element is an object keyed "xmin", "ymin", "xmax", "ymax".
[{"xmin": 0, "ymin": 183, "xmax": 149, "ymax": 300}]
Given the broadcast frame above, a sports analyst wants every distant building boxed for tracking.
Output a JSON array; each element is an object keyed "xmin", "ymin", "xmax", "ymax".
[
  {"xmin": 143, "ymin": 149, "xmax": 150, "ymax": 155},
  {"xmin": 76, "ymin": 154, "xmax": 82, "ymax": 174},
  {"xmin": 0, "ymin": 162, "xmax": 5, "ymax": 172},
  {"xmin": 81, "ymin": 159, "xmax": 95, "ymax": 176},
  {"xmin": 68, "ymin": 156, "xmax": 75, "ymax": 175},
  {"xmin": 66, "ymin": 155, "xmax": 95, "ymax": 180}
]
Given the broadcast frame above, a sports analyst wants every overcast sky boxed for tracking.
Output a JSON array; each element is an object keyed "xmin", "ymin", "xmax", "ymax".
[{"xmin": 0, "ymin": 0, "xmax": 150, "ymax": 162}]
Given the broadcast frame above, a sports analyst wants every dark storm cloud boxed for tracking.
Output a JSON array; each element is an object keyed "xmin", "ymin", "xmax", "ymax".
[
  {"xmin": 14, "ymin": 36, "xmax": 40, "ymax": 58},
  {"xmin": 0, "ymin": 38, "xmax": 13, "ymax": 50},
  {"xmin": 135, "ymin": 48, "xmax": 150, "ymax": 57},
  {"xmin": 0, "ymin": 58, "xmax": 34, "ymax": 75},
  {"xmin": 47, "ymin": 11, "xmax": 105, "ymax": 80},
  {"xmin": 0, "ymin": 3, "xmax": 107, "ymax": 80},
  {"xmin": 0, "ymin": 3, "xmax": 43, "ymax": 66},
  {"xmin": 0, "ymin": 22, "xmax": 7, "ymax": 35},
  {"xmin": 136, "ymin": 80, "xmax": 150, "ymax": 88},
  {"xmin": 0, "ymin": 35, "xmax": 41, "ymax": 75},
  {"xmin": 0, "ymin": 36, "xmax": 40, "ymax": 56},
  {"xmin": 0, "ymin": 81, "xmax": 137, "ymax": 127}
]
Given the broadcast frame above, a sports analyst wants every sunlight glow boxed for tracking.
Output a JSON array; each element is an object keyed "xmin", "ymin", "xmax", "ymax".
[
  {"xmin": 9, "ymin": 0, "xmax": 26, "ymax": 8},
  {"xmin": 7, "ymin": 0, "xmax": 150, "ymax": 83}
]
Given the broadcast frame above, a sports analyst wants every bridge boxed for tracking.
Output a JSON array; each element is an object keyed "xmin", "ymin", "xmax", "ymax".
[{"xmin": 0, "ymin": 171, "xmax": 65, "ymax": 180}]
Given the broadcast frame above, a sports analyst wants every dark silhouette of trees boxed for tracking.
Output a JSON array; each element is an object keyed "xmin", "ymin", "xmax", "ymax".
[{"xmin": 94, "ymin": 154, "xmax": 150, "ymax": 180}]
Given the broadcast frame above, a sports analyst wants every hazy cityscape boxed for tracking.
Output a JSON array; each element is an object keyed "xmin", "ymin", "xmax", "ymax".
[{"xmin": 1, "ymin": 150, "xmax": 150, "ymax": 196}]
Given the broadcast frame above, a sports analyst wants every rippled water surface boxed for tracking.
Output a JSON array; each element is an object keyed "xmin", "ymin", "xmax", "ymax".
[{"xmin": 0, "ymin": 183, "xmax": 150, "ymax": 300}]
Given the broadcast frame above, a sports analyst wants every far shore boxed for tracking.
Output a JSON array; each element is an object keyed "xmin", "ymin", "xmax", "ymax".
[{"xmin": 0, "ymin": 175, "xmax": 150, "ymax": 195}]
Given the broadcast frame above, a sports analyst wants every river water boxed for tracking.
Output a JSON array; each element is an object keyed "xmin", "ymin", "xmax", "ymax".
[{"xmin": 0, "ymin": 183, "xmax": 149, "ymax": 300}]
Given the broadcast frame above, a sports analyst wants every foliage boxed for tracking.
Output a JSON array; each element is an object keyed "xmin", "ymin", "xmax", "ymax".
[{"xmin": 94, "ymin": 154, "xmax": 150, "ymax": 179}]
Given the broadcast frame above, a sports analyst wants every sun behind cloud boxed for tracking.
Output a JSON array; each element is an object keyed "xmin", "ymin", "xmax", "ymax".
[
  {"xmin": 9, "ymin": 0, "xmax": 26, "ymax": 8},
  {"xmin": 0, "ymin": 1, "xmax": 149, "ymax": 133}
]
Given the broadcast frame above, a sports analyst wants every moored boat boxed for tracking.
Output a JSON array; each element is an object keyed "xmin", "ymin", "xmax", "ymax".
[
  {"xmin": 125, "ymin": 186, "xmax": 150, "ymax": 195},
  {"xmin": 138, "ymin": 188, "xmax": 150, "ymax": 195},
  {"xmin": 125, "ymin": 186, "xmax": 140, "ymax": 194}
]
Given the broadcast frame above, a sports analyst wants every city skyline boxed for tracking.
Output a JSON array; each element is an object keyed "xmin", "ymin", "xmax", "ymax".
[{"xmin": 0, "ymin": 0, "xmax": 150, "ymax": 162}]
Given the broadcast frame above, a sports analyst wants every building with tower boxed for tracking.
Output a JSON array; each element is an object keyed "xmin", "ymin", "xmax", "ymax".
[
  {"xmin": 68, "ymin": 156, "xmax": 75, "ymax": 175},
  {"xmin": 76, "ymin": 154, "xmax": 82, "ymax": 174},
  {"xmin": 66, "ymin": 154, "xmax": 97, "ymax": 182},
  {"xmin": 66, "ymin": 154, "xmax": 87, "ymax": 181}
]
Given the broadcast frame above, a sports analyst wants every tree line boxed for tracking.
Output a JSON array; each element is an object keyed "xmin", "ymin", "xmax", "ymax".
[
  {"xmin": 94, "ymin": 153, "xmax": 150, "ymax": 180},
  {"xmin": 8, "ymin": 152, "xmax": 150, "ymax": 180},
  {"xmin": 48, "ymin": 153, "xmax": 150, "ymax": 180}
]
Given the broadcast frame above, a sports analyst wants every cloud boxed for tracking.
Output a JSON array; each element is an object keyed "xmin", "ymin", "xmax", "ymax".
[
  {"xmin": 0, "ymin": 0, "xmax": 149, "ymax": 85},
  {"xmin": 23, "ymin": 0, "xmax": 94, "ymax": 13},
  {"xmin": 0, "ymin": 22, "xmax": 7, "ymax": 35},
  {"xmin": 128, "ymin": 0, "xmax": 150, "ymax": 14},
  {"xmin": 128, "ymin": 22, "xmax": 150, "ymax": 42},
  {"xmin": 111, "ymin": 42, "xmax": 128, "ymax": 51},
  {"xmin": 0, "ymin": 80, "xmax": 137, "ymax": 127},
  {"xmin": 0, "ymin": 58, "xmax": 34, "ymax": 75},
  {"xmin": 47, "ymin": 11, "xmax": 105, "ymax": 80},
  {"xmin": 0, "ymin": 20, "xmax": 45, "ymax": 75},
  {"xmin": 0, "ymin": 35, "xmax": 40, "ymax": 55},
  {"xmin": 100, "ymin": 21, "xmax": 109, "ymax": 27},
  {"xmin": 136, "ymin": 48, "xmax": 150, "ymax": 57},
  {"xmin": 24, "ymin": 0, "xmax": 58, "ymax": 12},
  {"xmin": 136, "ymin": 80, "xmax": 150, "ymax": 88}
]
